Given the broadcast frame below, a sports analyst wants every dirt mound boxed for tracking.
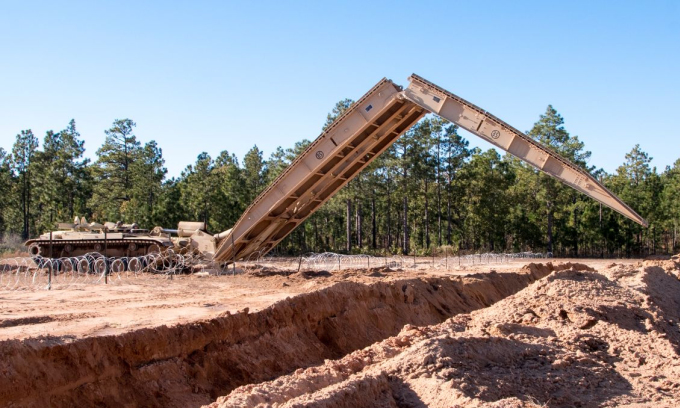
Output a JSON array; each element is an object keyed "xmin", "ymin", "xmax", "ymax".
[
  {"xmin": 519, "ymin": 261, "xmax": 595, "ymax": 276},
  {"xmin": 210, "ymin": 261, "xmax": 680, "ymax": 407},
  {"xmin": 0, "ymin": 269, "xmax": 550, "ymax": 407},
  {"xmin": 642, "ymin": 255, "xmax": 680, "ymax": 279}
]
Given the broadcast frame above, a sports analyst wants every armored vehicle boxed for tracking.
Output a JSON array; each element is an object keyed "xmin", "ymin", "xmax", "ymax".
[{"xmin": 24, "ymin": 217, "xmax": 190, "ymax": 259}]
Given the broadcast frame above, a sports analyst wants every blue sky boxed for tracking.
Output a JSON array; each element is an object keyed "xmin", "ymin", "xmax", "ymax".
[{"xmin": 1, "ymin": 1, "xmax": 678, "ymax": 178}]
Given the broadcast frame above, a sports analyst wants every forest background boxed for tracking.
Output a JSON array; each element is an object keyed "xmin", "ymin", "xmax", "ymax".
[{"xmin": 1, "ymin": 100, "xmax": 678, "ymax": 258}]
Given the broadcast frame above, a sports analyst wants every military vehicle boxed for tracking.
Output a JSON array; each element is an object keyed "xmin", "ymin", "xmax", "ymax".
[
  {"xmin": 26, "ymin": 74, "xmax": 648, "ymax": 265},
  {"xmin": 25, "ymin": 217, "xmax": 206, "ymax": 259}
]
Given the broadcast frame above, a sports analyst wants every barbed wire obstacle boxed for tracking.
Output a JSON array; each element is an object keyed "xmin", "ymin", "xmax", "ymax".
[
  {"xmin": 0, "ymin": 251, "xmax": 552, "ymax": 291},
  {"xmin": 301, "ymin": 252, "xmax": 406, "ymax": 271},
  {"xmin": 239, "ymin": 251, "xmax": 552, "ymax": 274},
  {"xmin": 0, "ymin": 250, "xmax": 235, "ymax": 291},
  {"xmin": 455, "ymin": 252, "xmax": 552, "ymax": 265}
]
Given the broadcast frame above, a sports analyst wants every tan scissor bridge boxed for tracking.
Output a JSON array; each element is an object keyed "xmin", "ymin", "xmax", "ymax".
[{"xmin": 213, "ymin": 75, "xmax": 647, "ymax": 263}]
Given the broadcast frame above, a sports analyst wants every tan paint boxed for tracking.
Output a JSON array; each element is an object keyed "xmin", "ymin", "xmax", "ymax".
[
  {"xmin": 213, "ymin": 79, "xmax": 426, "ymax": 262},
  {"xmin": 213, "ymin": 74, "xmax": 646, "ymax": 263},
  {"xmin": 404, "ymin": 74, "xmax": 647, "ymax": 227}
]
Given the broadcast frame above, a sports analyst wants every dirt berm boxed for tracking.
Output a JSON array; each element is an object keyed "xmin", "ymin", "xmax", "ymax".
[
  {"xmin": 209, "ymin": 257, "xmax": 680, "ymax": 408},
  {"xmin": 0, "ymin": 265, "xmax": 557, "ymax": 407}
]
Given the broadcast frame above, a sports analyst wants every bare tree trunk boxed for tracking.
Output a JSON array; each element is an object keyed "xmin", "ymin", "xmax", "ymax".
[
  {"xmin": 547, "ymin": 201, "xmax": 554, "ymax": 254},
  {"xmin": 371, "ymin": 194, "xmax": 377, "ymax": 249},
  {"xmin": 402, "ymin": 146, "xmax": 409, "ymax": 255},
  {"xmin": 298, "ymin": 228, "xmax": 304, "ymax": 252},
  {"xmin": 325, "ymin": 216, "xmax": 332, "ymax": 250},
  {"xmin": 22, "ymin": 173, "xmax": 28, "ymax": 239},
  {"xmin": 69, "ymin": 191, "xmax": 74, "ymax": 219},
  {"xmin": 403, "ymin": 196, "xmax": 409, "ymax": 255},
  {"xmin": 446, "ymin": 143, "xmax": 453, "ymax": 246},
  {"xmin": 386, "ymin": 180, "xmax": 392, "ymax": 250},
  {"xmin": 447, "ymin": 189, "xmax": 452, "ymax": 245},
  {"xmin": 599, "ymin": 202, "xmax": 603, "ymax": 258},
  {"xmin": 396, "ymin": 207, "xmax": 401, "ymax": 251},
  {"xmin": 573, "ymin": 195, "xmax": 578, "ymax": 257},
  {"xmin": 346, "ymin": 199, "xmax": 352, "ymax": 252},
  {"xmin": 314, "ymin": 217, "xmax": 319, "ymax": 252},
  {"xmin": 356, "ymin": 199, "xmax": 362, "ymax": 249},
  {"xmin": 436, "ymin": 140, "xmax": 442, "ymax": 247},
  {"xmin": 424, "ymin": 179, "xmax": 430, "ymax": 250}
]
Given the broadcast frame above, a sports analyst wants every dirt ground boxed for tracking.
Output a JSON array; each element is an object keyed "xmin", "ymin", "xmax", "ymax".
[
  {"xmin": 210, "ymin": 256, "xmax": 680, "ymax": 408},
  {"xmin": 2, "ymin": 256, "xmax": 675, "ymax": 408},
  {"xmin": 0, "ymin": 257, "xmax": 618, "ymax": 342}
]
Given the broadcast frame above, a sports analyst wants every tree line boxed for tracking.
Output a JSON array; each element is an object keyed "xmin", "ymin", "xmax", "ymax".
[{"xmin": 1, "ymin": 103, "xmax": 678, "ymax": 257}]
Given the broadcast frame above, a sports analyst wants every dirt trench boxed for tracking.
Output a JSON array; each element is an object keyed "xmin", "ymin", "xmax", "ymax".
[
  {"xmin": 209, "ymin": 258, "xmax": 680, "ymax": 408},
  {"xmin": 0, "ymin": 267, "xmax": 551, "ymax": 408}
]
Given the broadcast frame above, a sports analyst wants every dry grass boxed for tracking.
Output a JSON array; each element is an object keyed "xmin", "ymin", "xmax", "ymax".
[{"xmin": 0, "ymin": 234, "xmax": 28, "ymax": 258}]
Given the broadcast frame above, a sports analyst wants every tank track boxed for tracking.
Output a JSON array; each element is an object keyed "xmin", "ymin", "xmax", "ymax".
[{"xmin": 28, "ymin": 239, "xmax": 170, "ymax": 258}]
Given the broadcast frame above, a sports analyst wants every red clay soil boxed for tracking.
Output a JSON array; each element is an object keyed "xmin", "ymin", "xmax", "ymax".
[
  {"xmin": 0, "ymin": 267, "xmax": 550, "ymax": 407},
  {"xmin": 208, "ymin": 257, "xmax": 680, "ymax": 408}
]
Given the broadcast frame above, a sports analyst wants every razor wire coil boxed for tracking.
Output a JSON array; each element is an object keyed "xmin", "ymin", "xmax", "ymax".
[{"xmin": 0, "ymin": 250, "xmax": 551, "ymax": 290}]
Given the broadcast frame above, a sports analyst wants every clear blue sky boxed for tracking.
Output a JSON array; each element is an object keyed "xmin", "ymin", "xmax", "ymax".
[{"xmin": 1, "ymin": 1, "xmax": 678, "ymax": 178}]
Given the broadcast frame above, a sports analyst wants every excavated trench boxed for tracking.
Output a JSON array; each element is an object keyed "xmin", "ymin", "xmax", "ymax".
[{"xmin": 0, "ymin": 267, "xmax": 551, "ymax": 408}]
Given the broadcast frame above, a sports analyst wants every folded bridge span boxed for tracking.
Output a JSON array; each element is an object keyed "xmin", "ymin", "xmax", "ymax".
[{"xmin": 213, "ymin": 75, "xmax": 647, "ymax": 263}]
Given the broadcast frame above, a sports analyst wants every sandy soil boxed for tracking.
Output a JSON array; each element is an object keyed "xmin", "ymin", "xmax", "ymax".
[
  {"xmin": 0, "ymin": 256, "xmax": 663, "ymax": 408},
  {"xmin": 0, "ymin": 257, "xmax": 621, "ymax": 342},
  {"xmin": 209, "ymin": 256, "xmax": 680, "ymax": 408},
  {"xmin": 0, "ymin": 257, "xmax": 566, "ymax": 407}
]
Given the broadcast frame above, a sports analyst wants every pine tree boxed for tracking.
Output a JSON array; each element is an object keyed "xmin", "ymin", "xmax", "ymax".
[
  {"xmin": 661, "ymin": 159, "xmax": 680, "ymax": 252},
  {"xmin": 322, "ymin": 99, "xmax": 355, "ymax": 252},
  {"xmin": 90, "ymin": 119, "xmax": 141, "ymax": 222},
  {"xmin": 180, "ymin": 153, "xmax": 215, "ymax": 229},
  {"xmin": 0, "ymin": 148, "xmax": 12, "ymax": 234},
  {"xmin": 242, "ymin": 145, "xmax": 267, "ymax": 203},
  {"xmin": 127, "ymin": 140, "xmax": 166, "ymax": 227},
  {"xmin": 322, "ymin": 98, "xmax": 354, "ymax": 131},
  {"xmin": 525, "ymin": 105, "xmax": 591, "ymax": 254},
  {"xmin": 442, "ymin": 124, "xmax": 470, "ymax": 247},
  {"xmin": 33, "ymin": 120, "xmax": 88, "ymax": 230},
  {"xmin": 609, "ymin": 145, "xmax": 658, "ymax": 256},
  {"xmin": 213, "ymin": 150, "xmax": 244, "ymax": 231},
  {"xmin": 154, "ymin": 178, "xmax": 184, "ymax": 230},
  {"xmin": 10, "ymin": 130, "xmax": 39, "ymax": 238}
]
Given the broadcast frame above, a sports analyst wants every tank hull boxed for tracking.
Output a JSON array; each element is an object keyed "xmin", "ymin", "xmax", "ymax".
[{"xmin": 24, "ymin": 238, "xmax": 172, "ymax": 258}]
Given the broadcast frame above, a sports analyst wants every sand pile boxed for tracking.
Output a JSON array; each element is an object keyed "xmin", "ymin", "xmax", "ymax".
[{"xmin": 209, "ymin": 260, "xmax": 680, "ymax": 408}]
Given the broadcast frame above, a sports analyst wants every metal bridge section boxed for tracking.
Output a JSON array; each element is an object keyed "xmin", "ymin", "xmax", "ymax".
[
  {"xmin": 403, "ymin": 74, "xmax": 647, "ymax": 227},
  {"xmin": 214, "ymin": 79, "xmax": 426, "ymax": 262},
  {"xmin": 214, "ymin": 75, "xmax": 647, "ymax": 263}
]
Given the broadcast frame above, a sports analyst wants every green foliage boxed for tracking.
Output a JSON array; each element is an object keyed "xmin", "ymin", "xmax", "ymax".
[
  {"xmin": 518, "ymin": 105, "xmax": 593, "ymax": 254},
  {"xmin": 322, "ymin": 98, "xmax": 354, "ymax": 131},
  {"xmin": 87, "ymin": 119, "xmax": 165, "ymax": 227},
  {"xmin": 9, "ymin": 130, "xmax": 39, "ymax": 238},
  {"xmin": 33, "ymin": 120, "xmax": 89, "ymax": 232},
  {"xmin": 89, "ymin": 119, "xmax": 141, "ymax": 222},
  {"xmin": 1, "ymin": 106, "xmax": 677, "ymax": 257},
  {"xmin": 459, "ymin": 148, "xmax": 515, "ymax": 251},
  {"xmin": 0, "ymin": 148, "xmax": 12, "ymax": 233},
  {"xmin": 607, "ymin": 145, "xmax": 663, "ymax": 255},
  {"xmin": 126, "ymin": 140, "xmax": 167, "ymax": 226},
  {"xmin": 178, "ymin": 151, "xmax": 245, "ymax": 233},
  {"xmin": 242, "ymin": 145, "xmax": 267, "ymax": 204}
]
